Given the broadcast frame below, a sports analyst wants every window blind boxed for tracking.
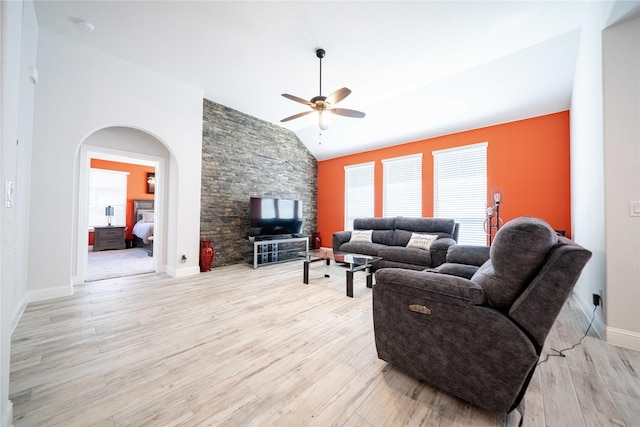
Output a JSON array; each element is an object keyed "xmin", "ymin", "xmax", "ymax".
[
  {"xmin": 382, "ymin": 154, "xmax": 422, "ymax": 218},
  {"xmin": 433, "ymin": 143, "xmax": 487, "ymax": 245},
  {"xmin": 89, "ymin": 168, "xmax": 129, "ymax": 227},
  {"xmin": 344, "ymin": 162, "xmax": 375, "ymax": 231}
]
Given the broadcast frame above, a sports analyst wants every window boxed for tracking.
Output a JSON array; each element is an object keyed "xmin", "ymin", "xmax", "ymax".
[
  {"xmin": 433, "ymin": 142, "xmax": 487, "ymax": 245},
  {"xmin": 382, "ymin": 154, "xmax": 422, "ymax": 218},
  {"xmin": 89, "ymin": 168, "xmax": 128, "ymax": 227},
  {"xmin": 344, "ymin": 162, "xmax": 375, "ymax": 231}
]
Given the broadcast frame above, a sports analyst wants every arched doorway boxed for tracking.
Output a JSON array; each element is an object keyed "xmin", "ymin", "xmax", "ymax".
[{"xmin": 74, "ymin": 127, "xmax": 169, "ymax": 284}]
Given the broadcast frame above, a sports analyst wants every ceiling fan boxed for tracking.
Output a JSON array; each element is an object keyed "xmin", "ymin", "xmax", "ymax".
[{"xmin": 281, "ymin": 48, "xmax": 366, "ymax": 130}]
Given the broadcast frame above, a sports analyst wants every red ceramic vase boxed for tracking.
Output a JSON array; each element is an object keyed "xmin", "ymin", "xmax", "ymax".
[
  {"xmin": 199, "ymin": 238, "xmax": 215, "ymax": 272},
  {"xmin": 312, "ymin": 232, "xmax": 321, "ymax": 250}
]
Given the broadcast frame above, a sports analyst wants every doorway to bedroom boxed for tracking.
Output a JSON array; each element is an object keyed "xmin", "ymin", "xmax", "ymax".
[
  {"xmin": 85, "ymin": 158, "xmax": 156, "ymax": 281},
  {"xmin": 76, "ymin": 127, "xmax": 168, "ymax": 285}
]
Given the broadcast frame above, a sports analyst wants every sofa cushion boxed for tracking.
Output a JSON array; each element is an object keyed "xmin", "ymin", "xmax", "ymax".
[
  {"xmin": 339, "ymin": 241, "xmax": 387, "ymax": 257},
  {"xmin": 349, "ymin": 230, "xmax": 373, "ymax": 243},
  {"xmin": 395, "ymin": 217, "xmax": 456, "ymax": 235},
  {"xmin": 378, "ymin": 246, "xmax": 432, "ymax": 267},
  {"xmin": 471, "ymin": 217, "xmax": 558, "ymax": 310},
  {"xmin": 354, "ymin": 217, "xmax": 396, "ymax": 230},
  {"xmin": 406, "ymin": 233, "xmax": 439, "ymax": 250},
  {"xmin": 372, "ymin": 229, "xmax": 395, "ymax": 246},
  {"xmin": 446, "ymin": 245, "xmax": 491, "ymax": 266},
  {"xmin": 392, "ymin": 229, "xmax": 414, "ymax": 246}
]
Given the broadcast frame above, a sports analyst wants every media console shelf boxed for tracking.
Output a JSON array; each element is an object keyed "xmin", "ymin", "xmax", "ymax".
[{"xmin": 251, "ymin": 236, "xmax": 309, "ymax": 268}]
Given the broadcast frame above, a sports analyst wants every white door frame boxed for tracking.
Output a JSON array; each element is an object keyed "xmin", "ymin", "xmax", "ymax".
[{"xmin": 75, "ymin": 144, "xmax": 165, "ymax": 285}]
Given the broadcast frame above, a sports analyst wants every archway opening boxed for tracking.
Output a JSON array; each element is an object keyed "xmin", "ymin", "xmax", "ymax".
[{"xmin": 74, "ymin": 127, "xmax": 170, "ymax": 285}]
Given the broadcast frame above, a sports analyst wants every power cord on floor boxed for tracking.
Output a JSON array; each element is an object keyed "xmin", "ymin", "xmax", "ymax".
[{"xmin": 537, "ymin": 304, "xmax": 598, "ymax": 366}]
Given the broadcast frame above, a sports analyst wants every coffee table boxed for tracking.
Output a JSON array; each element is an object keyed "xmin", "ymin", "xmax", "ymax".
[{"xmin": 301, "ymin": 249, "xmax": 382, "ymax": 297}]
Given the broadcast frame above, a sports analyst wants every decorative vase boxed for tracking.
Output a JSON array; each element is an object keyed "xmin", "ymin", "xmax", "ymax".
[
  {"xmin": 199, "ymin": 238, "xmax": 214, "ymax": 272},
  {"xmin": 312, "ymin": 232, "xmax": 321, "ymax": 250}
]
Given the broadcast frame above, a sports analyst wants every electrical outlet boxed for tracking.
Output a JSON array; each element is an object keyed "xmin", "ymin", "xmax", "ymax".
[{"xmin": 592, "ymin": 293, "xmax": 601, "ymax": 307}]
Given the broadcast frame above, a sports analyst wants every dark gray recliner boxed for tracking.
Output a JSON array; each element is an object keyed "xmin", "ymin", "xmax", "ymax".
[{"xmin": 372, "ymin": 217, "xmax": 592, "ymax": 419}]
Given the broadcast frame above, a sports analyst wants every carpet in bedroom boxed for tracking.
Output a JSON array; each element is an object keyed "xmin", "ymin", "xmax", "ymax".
[{"xmin": 86, "ymin": 247, "xmax": 154, "ymax": 282}]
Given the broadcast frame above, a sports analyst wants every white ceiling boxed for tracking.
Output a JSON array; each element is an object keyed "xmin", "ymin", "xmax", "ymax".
[{"xmin": 33, "ymin": 1, "xmax": 638, "ymax": 160}]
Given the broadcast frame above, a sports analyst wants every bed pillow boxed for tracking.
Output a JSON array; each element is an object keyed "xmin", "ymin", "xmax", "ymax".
[{"xmin": 141, "ymin": 211, "xmax": 154, "ymax": 223}]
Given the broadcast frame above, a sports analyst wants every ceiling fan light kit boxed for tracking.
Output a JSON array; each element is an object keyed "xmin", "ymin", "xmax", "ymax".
[{"xmin": 281, "ymin": 48, "xmax": 365, "ymax": 130}]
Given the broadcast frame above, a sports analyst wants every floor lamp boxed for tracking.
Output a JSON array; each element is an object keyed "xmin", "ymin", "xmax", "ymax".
[{"xmin": 484, "ymin": 191, "xmax": 503, "ymax": 246}]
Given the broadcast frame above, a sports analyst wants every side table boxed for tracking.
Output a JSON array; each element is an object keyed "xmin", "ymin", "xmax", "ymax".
[{"xmin": 93, "ymin": 226, "xmax": 126, "ymax": 251}]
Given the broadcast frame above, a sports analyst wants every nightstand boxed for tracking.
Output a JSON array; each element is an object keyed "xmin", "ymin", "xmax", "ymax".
[{"xmin": 93, "ymin": 226, "xmax": 126, "ymax": 251}]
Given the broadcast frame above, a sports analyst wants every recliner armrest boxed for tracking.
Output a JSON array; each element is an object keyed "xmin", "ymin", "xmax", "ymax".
[
  {"xmin": 375, "ymin": 268, "xmax": 486, "ymax": 306},
  {"xmin": 332, "ymin": 231, "xmax": 352, "ymax": 252}
]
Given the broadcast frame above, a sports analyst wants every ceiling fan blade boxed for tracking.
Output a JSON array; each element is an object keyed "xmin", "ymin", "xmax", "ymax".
[
  {"xmin": 326, "ymin": 87, "xmax": 351, "ymax": 105},
  {"xmin": 329, "ymin": 108, "xmax": 366, "ymax": 118},
  {"xmin": 280, "ymin": 110, "xmax": 314, "ymax": 122},
  {"xmin": 282, "ymin": 93, "xmax": 312, "ymax": 106}
]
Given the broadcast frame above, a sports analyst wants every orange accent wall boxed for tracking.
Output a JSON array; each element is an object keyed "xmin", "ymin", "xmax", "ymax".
[
  {"xmin": 88, "ymin": 159, "xmax": 155, "ymax": 245},
  {"xmin": 317, "ymin": 111, "xmax": 571, "ymax": 246}
]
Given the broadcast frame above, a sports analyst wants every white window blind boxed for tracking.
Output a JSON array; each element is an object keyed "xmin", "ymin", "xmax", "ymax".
[
  {"xmin": 344, "ymin": 162, "xmax": 375, "ymax": 231},
  {"xmin": 89, "ymin": 168, "xmax": 129, "ymax": 227},
  {"xmin": 433, "ymin": 142, "xmax": 487, "ymax": 245},
  {"xmin": 382, "ymin": 154, "xmax": 422, "ymax": 218}
]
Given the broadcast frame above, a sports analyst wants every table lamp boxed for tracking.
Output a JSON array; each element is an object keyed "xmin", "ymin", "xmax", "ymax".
[{"xmin": 105, "ymin": 205, "xmax": 114, "ymax": 226}]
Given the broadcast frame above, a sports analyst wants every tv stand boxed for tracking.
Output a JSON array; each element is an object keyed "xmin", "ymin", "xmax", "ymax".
[
  {"xmin": 253, "ymin": 234, "xmax": 295, "ymax": 241},
  {"xmin": 252, "ymin": 236, "xmax": 309, "ymax": 268}
]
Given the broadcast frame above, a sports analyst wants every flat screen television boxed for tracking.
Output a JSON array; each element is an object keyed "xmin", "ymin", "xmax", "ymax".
[{"xmin": 249, "ymin": 197, "xmax": 303, "ymax": 237}]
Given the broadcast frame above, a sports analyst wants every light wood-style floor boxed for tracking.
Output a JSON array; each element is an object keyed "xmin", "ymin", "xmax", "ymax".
[{"xmin": 9, "ymin": 261, "xmax": 640, "ymax": 426}]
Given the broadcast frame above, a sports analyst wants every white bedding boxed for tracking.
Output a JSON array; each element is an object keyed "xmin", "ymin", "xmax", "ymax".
[{"xmin": 132, "ymin": 220, "xmax": 154, "ymax": 244}]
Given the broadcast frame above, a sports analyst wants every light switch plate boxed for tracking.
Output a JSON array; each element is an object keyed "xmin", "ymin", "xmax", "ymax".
[{"xmin": 629, "ymin": 201, "xmax": 640, "ymax": 217}]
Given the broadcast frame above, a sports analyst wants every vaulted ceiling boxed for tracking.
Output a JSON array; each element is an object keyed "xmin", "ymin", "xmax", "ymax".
[{"xmin": 33, "ymin": 1, "xmax": 639, "ymax": 160}]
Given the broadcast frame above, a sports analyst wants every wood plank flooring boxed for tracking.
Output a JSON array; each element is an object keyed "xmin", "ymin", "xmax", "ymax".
[{"xmin": 9, "ymin": 261, "xmax": 640, "ymax": 426}]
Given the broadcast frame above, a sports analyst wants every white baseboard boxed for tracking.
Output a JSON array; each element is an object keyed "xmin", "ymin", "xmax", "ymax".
[
  {"xmin": 165, "ymin": 266, "xmax": 200, "ymax": 278},
  {"xmin": 2, "ymin": 400, "xmax": 13, "ymax": 427},
  {"xmin": 574, "ymin": 291, "xmax": 640, "ymax": 351},
  {"xmin": 28, "ymin": 284, "xmax": 73, "ymax": 303},
  {"xmin": 11, "ymin": 292, "xmax": 28, "ymax": 334},
  {"xmin": 605, "ymin": 326, "xmax": 640, "ymax": 351}
]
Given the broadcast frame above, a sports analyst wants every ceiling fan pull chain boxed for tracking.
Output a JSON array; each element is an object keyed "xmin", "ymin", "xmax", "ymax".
[{"xmin": 317, "ymin": 48, "xmax": 324, "ymax": 96}]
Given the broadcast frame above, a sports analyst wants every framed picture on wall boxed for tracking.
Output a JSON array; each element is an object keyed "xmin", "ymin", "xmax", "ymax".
[{"xmin": 147, "ymin": 172, "xmax": 155, "ymax": 194}]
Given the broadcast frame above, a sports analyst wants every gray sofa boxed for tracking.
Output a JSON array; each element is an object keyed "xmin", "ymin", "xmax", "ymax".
[
  {"xmin": 332, "ymin": 217, "xmax": 459, "ymax": 270},
  {"xmin": 372, "ymin": 217, "xmax": 592, "ymax": 419}
]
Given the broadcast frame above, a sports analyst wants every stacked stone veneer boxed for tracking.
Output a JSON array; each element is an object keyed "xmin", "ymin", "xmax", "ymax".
[{"xmin": 201, "ymin": 99, "xmax": 318, "ymax": 267}]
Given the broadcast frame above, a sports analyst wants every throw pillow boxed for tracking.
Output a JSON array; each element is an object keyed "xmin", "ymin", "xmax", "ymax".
[
  {"xmin": 406, "ymin": 233, "xmax": 438, "ymax": 250},
  {"xmin": 349, "ymin": 230, "xmax": 373, "ymax": 243}
]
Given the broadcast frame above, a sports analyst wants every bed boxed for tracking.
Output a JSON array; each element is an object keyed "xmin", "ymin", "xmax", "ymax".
[{"xmin": 132, "ymin": 199, "xmax": 154, "ymax": 254}]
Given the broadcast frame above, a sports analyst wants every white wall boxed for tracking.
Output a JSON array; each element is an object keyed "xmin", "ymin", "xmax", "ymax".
[
  {"xmin": 29, "ymin": 28, "xmax": 203, "ymax": 301},
  {"xmin": 603, "ymin": 14, "xmax": 640, "ymax": 350},
  {"xmin": 572, "ymin": 3, "xmax": 640, "ymax": 351},
  {"xmin": 570, "ymin": 2, "xmax": 607, "ymax": 338},
  {"xmin": 1, "ymin": 1, "xmax": 38, "ymax": 424}
]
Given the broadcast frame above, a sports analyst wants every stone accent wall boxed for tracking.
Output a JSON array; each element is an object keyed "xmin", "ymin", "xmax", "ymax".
[{"xmin": 201, "ymin": 99, "xmax": 318, "ymax": 267}]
